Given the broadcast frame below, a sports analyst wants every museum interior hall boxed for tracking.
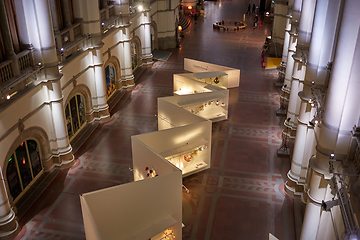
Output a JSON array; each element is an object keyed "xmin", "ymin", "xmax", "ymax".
[{"xmin": 0, "ymin": 0, "xmax": 360, "ymax": 239}]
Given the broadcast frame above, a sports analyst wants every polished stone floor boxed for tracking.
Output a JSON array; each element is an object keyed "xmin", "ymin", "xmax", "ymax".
[{"xmin": 15, "ymin": 1, "xmax": 304, "ymax": 239}]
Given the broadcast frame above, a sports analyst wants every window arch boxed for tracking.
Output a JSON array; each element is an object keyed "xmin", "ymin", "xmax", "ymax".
[
  {"xmin": 105, "ymin": 64, "xmax": 116, "ymax": 97},
  {"xmin": 6, "ymin": 139, "xmax": 43, "ymax": 201},
  {"xmin": 65, "ymin": 94, "xmax": 86, "ymax": 139}
]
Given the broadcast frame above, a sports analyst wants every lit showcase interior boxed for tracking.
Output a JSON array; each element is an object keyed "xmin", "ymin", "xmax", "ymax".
[{"xmin": 80, "ymin": 60, "xmax": 240, "ymax": 239}]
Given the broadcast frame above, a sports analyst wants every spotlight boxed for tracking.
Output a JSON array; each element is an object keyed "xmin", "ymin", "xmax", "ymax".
[
  {"xmin": 138, "ymin": 5, "xmax": 143, "ymax": 11},
  {"xmin": 60, "ymin": 47, "xmax": 64, "ymax": 51},
  {"xmin": 6, "ymin": 95, "xmax": 10, "ymax": 100},
  {"xmin": 312, "ymin": 81, "xmax": 315, "ymax": 85},
  {"xmin": 311, "ymin": 103, "xmax": 315, "ymax": 107},
  {"xmin": 330, "ymin": 153, "xmax": 335, "ymax": 159},
  {"xmin": 314, "ymin": 120, "xmax": 319, "ymax": 124},
  {"xmin": 188, "ymin": 6, "xmax": 192, "ymax": 10}
]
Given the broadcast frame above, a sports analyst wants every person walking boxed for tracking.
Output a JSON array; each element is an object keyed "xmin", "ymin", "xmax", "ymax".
[
  {"xmin": 253, "ymin": 14, "xmax": 258, "ymax": 28},
  {"xmin": 252, "ymin": 4, "xmax": 256, "ymax": 13},
  {"xmin": 246, "ymin": 4, "xmax": 251, "ymax": 15}
]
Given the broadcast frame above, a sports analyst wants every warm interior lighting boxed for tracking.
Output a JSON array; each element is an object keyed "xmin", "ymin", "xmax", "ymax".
[
  {"xmin": 188, "ymin": 6, "xmax": 192, "ymax": 10},
  {"xmin": 138, "ymin": 5, "xmax": 143, "ymax": 11},
  {"xmin": 6, "ymin": 95, "xmax": 10, "ymax": 100},
  {"xmin": 178, "ymin": 26, "xmax": 182, "ymax": 31}
]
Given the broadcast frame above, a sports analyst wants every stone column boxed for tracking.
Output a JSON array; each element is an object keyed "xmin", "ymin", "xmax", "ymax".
[
  {"xmin": 116, "ymin": 26, "xmax": 134, "ymax": 90},
  {"xmin": 0, "ymin": 169, "xmax": 18, "ymax": 239},
  {"xmin": 140, "ymin": 8, "xmax": 153, "ymax": 65},
  {"xmin": 0, "ymin": 0, "xmax": 20, "ymax": 76},
  {"xmin": 49, "ymin": 0, "xmax": 60, "ymax": 33},
  {"xmin": 272, "ymin": 0, "xmax": 288, "ymax": 47},
  {"xmin": 276, "ymin": 6, "xmax": 292, "ymax": 87},
  {"xmin": 278, "ymin": 0, "xmax": 302, "ymax": 115},
  {"xmin": 80, "ymin": 0, "xmax": 110, "ymax": 120},
  {"xmin": 300, "ymin": 0, "xmax": 360, "ymax": 238},
  {"xmin": 92, "ymin": 49, "xmax": 110, "ymax": 120},
  {"xmin": 285, "ymin": 0, "xmax": 342, "ymax": 198},
  {"xmin": 60, "ymin": 0, "xmax": 73, "ymax": 28},
  {"xmin": 100, "ymin": 0, "xmax": 108, "ymax": 9},
  {"xmin": 0, "ymin": 0, "xmax": 15, "ymax": 57},
  {"xmin": 32, "ymin": 0, "xmax": 74, "ymax": 167},
  {"xmin": 286, "ymin": 0, "xmax": 317, "ymax": 138}
]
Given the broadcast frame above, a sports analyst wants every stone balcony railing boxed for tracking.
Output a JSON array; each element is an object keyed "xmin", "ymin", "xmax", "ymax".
[
  {"xmin": 101, "ymin": 4, "xmax": 120, "ymax": 34},
  {"xmin": 55, "ymin": 21, "xmax": 83, "ymax": 52},
  {"xmin": 0, "ymin": 49, "xmax": 35, "ymax": 101}
]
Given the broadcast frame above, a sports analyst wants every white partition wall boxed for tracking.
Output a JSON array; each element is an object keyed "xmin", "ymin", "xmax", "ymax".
[
  {"xmin": 184, "ymin": 58, "xmax": 240, "ymax": 88},
  {"xmin": 133, "ymin": 120, "xmax": 212, "ymax": 178},
  {"xmin": 80, "ymin": 166, "xmax": 182, "ymax": 240}
]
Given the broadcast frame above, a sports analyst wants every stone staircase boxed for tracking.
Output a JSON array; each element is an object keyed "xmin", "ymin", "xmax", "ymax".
[{"xmin": 179, "ymin": 13, "xmax": 191, "ymax": 31}]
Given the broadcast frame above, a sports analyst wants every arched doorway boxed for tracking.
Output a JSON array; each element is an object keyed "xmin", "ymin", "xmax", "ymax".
[
  {"xmin": 65, "ymin": 94, "xmax": 86, "ymax": 139},
  {"xmin": 131, "ymin": 42, "xmax": 139, "ymax": 70},
  {"xmin": 6, "ymin": 139, "xmax": 43, "ymax": 201},
  {"xmin": 105, "ymin": 63, "xmax": 116, "ymax": 97}
]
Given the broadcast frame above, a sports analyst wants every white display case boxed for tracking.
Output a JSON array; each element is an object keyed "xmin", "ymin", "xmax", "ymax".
[
  {"xmin": 184, "ymin": 58, "xmax": 240, "ymax": 88},
  {"xmin": 132, "ymin": 119, "xmax": 212, "ymax": 178},
  {"xmin": 80, "ymin": 170, "xmax": 182, "ymax": 240}
]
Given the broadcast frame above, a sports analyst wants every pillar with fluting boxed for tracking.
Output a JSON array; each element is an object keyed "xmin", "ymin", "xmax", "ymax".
[
  {"xmin": 286, "ymin": 0, "xmax": 342, "ymax": 198},
  {"xmin": 301, "ymin": 0, "xmax": 360, "ymax": 238}
]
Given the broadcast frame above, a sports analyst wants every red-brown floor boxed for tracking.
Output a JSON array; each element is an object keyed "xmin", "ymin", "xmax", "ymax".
[{"xmin": 15, "ymin": 1, "xmax": 304, "ymax": 239}]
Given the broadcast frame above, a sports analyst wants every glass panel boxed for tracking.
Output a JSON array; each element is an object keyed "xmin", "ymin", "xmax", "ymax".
[
  {"xmin": 105, "ymin": 65, "xmax": 111, "ymax": 97},
  {"xmin": 70, "ymin": 97, "xmax": 80, "ymax": 133},
  {"xmin": 65, "ymin": 104, "xmax": 73, "ymax": 138},
  {"xmin": 110, "ymin": 65, "xmax": 115, "ymax": 93},
  {"xmin": 15, "ymin": 143, "xmax": 32, "ymax": 189},
  {"xmin": 27, "ymin": 140, "xmax": 42, "ymax": 177},
  {"xmin": 77, "ymin": 95, "xmax": 86, "ymax": 126},
  {"xmin": 6, "ymin": 154, "xmax": 22, "ymax": 200},
  {"xmin": 106, "ymin": 65, "xmax": 116, "ymax": 97}
]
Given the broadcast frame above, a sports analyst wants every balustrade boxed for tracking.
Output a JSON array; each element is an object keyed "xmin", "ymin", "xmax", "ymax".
[{"xmin": 0, "ymin": 49, "xmax": 34, "ymax": 89}]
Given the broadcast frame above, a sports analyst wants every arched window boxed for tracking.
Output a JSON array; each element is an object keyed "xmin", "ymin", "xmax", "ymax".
[
  {"xmin": 65, "ymin": 94, "xmax": 86, "ymax": 139},
  {"xmin": 131, "ymin": 42, "xmax": 138, "ymax": 70},
  {"xmin": 105, "ymin": 64, "xmax": 116, "ymax": 97},
  {"xmin": 6, "ymin": 140, "xmax": 43, "ymax": 201}
]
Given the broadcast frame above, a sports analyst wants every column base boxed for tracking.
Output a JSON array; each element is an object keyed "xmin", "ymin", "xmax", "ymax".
[
  {"xmin": 285, "ymin": 171, "xmax": 304, "ymax": 198},
  {"xmin": 277, "ymin": 147, "xmax": 290, "ymax": 157},
  {"xmin": 275, "ymin": 81, "xmax": 285, "ymax": 87},
  {"xmin": 276, "ymin": 107, "xmax": 287, "ymax": 116},
  {"xmin": 0, "ymin": 209, "xmax": 19, "ymax": 240}
]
